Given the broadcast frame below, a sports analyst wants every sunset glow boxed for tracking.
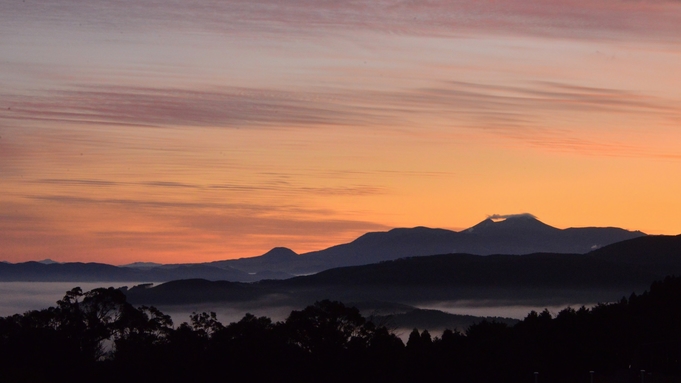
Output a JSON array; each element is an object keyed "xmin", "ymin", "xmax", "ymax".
[{"xmin": 2, "ymin": 0, "xmax": 681, "ymax": 264}]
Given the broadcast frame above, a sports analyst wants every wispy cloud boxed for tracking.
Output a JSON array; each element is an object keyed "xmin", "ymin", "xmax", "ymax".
[
  {"xmin": 3, "ymin": 0, "xmax": 680, "ymax": 42},
  {"xmin": 28, "ymin": 178, "xmax": 386, "ymax": 197},
  {"xmin": 3, "ymin": 81, "xmax": 678, "ymax": 159},
  {"xmin": 2, "ymin": 81, "xmax": 676, "ymax": 127},
  {"xmin": 35, "ymin": 179, "xmax": 120, "ymax": 187},
  {"xmin": 488, "ymin": 213, "xmax": 537, "ymax": 220},
  {"xmin": 0, "ymin": 86, "xmax": 381, "ymax": 129},
  {"xmin": 25, "ymin": 194, "xmax": 311, "ymax": 214}
]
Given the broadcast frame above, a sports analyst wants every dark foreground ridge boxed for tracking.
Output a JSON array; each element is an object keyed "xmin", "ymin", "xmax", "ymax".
[{"xmin": 3, "ymin": 276, "xmax": 681, "ymax": 383}]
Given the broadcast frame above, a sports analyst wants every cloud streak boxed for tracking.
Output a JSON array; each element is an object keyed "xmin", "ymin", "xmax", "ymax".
[
  {"xmin": 2, "ymin": 81, "xmax": 679, "ymax": 159},
  {"xmin": 2, "ymin": 81, "xmax": 675, "ymax": 127},
  {"xmin": 0, "ymin": 86, "xmax": 381, "ymax": 129},
  {"xmin": 2, "ymin": 0, "xmax": 680, "ymax": 42},
  {"xmin": 488, "ymin": 213, "xmax": 538, "ymax": 220},
  {"xmin": 28, "ymin": 178, "xmax": 386, "ymax": 197}
]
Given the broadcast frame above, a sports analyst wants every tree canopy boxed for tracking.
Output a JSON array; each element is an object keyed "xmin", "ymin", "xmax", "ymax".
[{"xmin": 3, "ymin": 276, "xmax": 681, "ymax": 382}]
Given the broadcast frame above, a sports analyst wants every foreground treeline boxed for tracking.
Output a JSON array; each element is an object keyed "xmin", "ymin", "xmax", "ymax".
[{"xmin": 3, "ymin": 278, "xmax": 681, "ymax": 383}]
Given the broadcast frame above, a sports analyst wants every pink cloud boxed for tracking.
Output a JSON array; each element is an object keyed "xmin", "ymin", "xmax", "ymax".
[
  {"xmin": 2, "ymin": 81, "xmax": 675, "ymax": 128},
  {"xmin": 0, "ymin": 86, "xmax": 381, "ymax": 129},
  {"xmin": 2, "ymin": 80, "xmax": 679, "ymax": 159},
  {"xmin": 2, "ymin": 0, "xmax": 679, "ymax": 41}
]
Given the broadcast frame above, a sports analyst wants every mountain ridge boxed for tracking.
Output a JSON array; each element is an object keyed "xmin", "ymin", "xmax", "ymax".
[
  {"xmin": 1, "ymin": 216, "xmax": 647, "ymax": 282},
  {"xmin": 220, "ymin": 216, "xmax": 644, "ymax": 274}
]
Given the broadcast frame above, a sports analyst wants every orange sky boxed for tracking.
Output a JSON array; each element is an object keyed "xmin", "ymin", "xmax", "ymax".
[{"xmin": 1, "ymin": 0, "xmax": 681, "ymax": 264}]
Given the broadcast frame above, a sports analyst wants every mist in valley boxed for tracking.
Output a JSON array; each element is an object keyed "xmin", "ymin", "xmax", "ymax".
[{"xmin": 0, "ymin": 281, "xmax": 639, "ymax": 338}]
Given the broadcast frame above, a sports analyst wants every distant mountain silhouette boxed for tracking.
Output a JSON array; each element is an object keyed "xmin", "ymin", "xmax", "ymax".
[
  {"xmin": 0, "ymin": 261, "xmax": 258, "ymax": 282},
  {"xmin": 209, "ymin": 247, "xmax": 299, "ymax": 274},
  {"xmin": 0, "ymin": 216, "xmax": 646, "ymax": 282},
  {"xmin": 217, "ymin": 215, "xmax": 645, "ymax": 274},
  {"xmin": 125, "ymin": 234, "xmax": 681, "ymax": 308},
  {"xmin": 121, "ymin": 262, "xmax": 163, "ymax": 269},
  {"xmin": 0, "ymin": 261, "xmax": 135, "ymax": 282}
]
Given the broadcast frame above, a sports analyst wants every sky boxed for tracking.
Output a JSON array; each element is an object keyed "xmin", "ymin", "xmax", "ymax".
[{"xmin": 1, "ymin": 0, "xmax": 681, "ymax": 265}]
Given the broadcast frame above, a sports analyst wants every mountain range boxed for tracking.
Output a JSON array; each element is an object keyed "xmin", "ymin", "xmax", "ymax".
[
  {"xmin": 124, "ymin": 234, "xmax": 681, "ymax": 308},
  {"xmin": 215, "ymin": 214, "xmax": 643, "ymax": 275},
  {"xmin": 0, "ymin": 215, "xmax": 645, "ymax": 282}
]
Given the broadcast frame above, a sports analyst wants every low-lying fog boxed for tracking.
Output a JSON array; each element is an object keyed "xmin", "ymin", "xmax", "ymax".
[
  {"xmin": 0, "ymin": 282, "xmax": 615, "ymax": 331},
  {"xmin": 0, "ymin": 282, "xmax": 147, "ymax": 317},
  {"xmin": 418, "ymin": 301, "xmax": 598, "ymax": 320}
]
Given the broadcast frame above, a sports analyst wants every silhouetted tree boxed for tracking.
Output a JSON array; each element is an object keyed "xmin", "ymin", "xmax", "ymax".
[
  {"xmin": 284, "ymin": 300, "xmax": 378, "ymax": 383},
  {"xmin": 6, "ymin": 277, "xmax": 681, "ymax": 383}
]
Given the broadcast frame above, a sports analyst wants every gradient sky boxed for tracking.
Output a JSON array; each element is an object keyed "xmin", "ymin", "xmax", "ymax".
[{"xmin": 1, "ymin": 0, "xmax": 681, "ymax": 264}]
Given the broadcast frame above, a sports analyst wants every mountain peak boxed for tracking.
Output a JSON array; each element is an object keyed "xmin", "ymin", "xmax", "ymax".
[
  {"xmin": 466, "ymin": 214, "xmax": 556, "ymax": 234},
  {"xmin": 37, "ymin": 259, "xmax": 59, "ymax": 265},
  {"xmin": 261, "ymin": 247, "xmax": 298, "ymax": 259}
]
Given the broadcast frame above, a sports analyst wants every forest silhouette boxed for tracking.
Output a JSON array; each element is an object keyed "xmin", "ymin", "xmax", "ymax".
[{"xmin": 2, "ymin": 277, "xmax": 681, "ymax": 383}]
